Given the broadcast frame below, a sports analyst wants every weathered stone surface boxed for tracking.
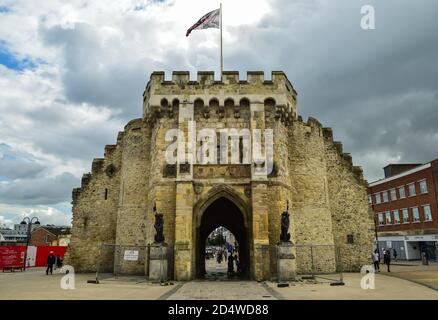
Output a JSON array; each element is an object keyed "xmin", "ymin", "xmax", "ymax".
[
  {"xmin": 67, "ymin": 71, "xmax": 374, "ymax": 280},
  {"xmin": 149, "ymin": 245, "xmax": 168, "ymax": 281}
]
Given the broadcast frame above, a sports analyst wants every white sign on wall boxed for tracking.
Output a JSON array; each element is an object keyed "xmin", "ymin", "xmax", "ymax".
[
  {"xmin": 123, "ymin": 250, "xmax": 139, "ymax": 261},
  {"xmin": 386, "ymin": 241, "xmax": 392, "ymax": 248},
  {"xmin": 26, "ymin": 246, "xmax": 37, "ymax": 267}
]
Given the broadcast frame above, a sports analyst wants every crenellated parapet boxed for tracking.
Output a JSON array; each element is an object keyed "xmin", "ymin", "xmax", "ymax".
[
  {"xmin": 146, "ymin": 70, "xmax": 296, "ymax": 93},
  {"xmin": 322, "ymin": 126, "xmax": 366, "ymax": 184},
  {"xmin": 143, "ymin": 71, "xmax": 298, "ymax": 125}
]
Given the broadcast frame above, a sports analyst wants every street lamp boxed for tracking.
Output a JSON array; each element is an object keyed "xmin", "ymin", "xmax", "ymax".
[
  {"xmin": 373, "ymin": 213, "xmax": 380, "ymax": 255},
  {"xmin": 21, "ymin": 217, "xmax": 40, "ymax": 271}
]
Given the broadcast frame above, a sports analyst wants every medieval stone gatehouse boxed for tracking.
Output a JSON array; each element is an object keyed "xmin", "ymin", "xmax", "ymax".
[{"xmin": 67, "ymin": 71, "xmax": 374, "ymax": 281}]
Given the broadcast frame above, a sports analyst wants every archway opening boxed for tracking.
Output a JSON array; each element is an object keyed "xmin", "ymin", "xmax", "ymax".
[
  {"xmin": 204, "ymin": 227, "xmax": 241, "ymax": 280},
  {"xmin": 196, "ymin": 196, "xmax": 249, "ymax": 279}
]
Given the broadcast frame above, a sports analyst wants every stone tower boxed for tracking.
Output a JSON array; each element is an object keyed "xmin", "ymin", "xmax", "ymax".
[{"xmin": 67, "ymin": 71, "xmax": 374, "ymax": 281}]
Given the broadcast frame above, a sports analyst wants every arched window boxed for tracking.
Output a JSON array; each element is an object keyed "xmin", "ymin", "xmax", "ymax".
[
  {"xmin": 209, "ymin": 98, "xmax": 219, "ymax": 108},
  {"xmin": 264, "ymin": 98, "xmax": 275, "ymax": 108},
  {"xmin": 161, "ymin": 98, "xmax": 169, "ymax": 109},
  {"xmin": 172, "ymin": 98, "xmax": 179, "ymax": 109},
  {"xmin": 225, "ymin": 98, "xmax": 234, "ymax": 108},
  {"xmin": 194, "ymin": 98, "xmax": 204, "ymax": 109},
  {"xmin": 239, "ymin": 98, "xmax": 250, "ymax": 108}
]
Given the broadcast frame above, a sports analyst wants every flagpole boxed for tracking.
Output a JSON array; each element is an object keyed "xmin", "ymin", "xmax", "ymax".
[{"xmin": 220, "ymin": 3, "xmax": 223, "ymax": 79}]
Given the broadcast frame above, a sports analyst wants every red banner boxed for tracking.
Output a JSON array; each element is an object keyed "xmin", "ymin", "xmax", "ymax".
[
  {"xmin": 35, "ymin": 246, "xmax": 67, "ymax": 267},
  {"xmin": 0, "ymin": 246, "xmax": 26, "ymax": 269},
  {"xmin": 0, "ymin": 246, "xmax": 67, "ymax": 270}
]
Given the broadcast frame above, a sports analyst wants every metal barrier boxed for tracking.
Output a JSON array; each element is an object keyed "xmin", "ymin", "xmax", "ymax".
[
  {"xmin": 96, "ymin": 244, "xmax": 153, "ymax": 281},
  {"xmin": 94, "ymin": 243, "xmax": 369, "ymax": 283}
]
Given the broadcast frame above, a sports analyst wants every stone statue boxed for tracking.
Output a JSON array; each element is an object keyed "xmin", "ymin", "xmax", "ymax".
[
  {"xmin": 153, "ymin": 203, "xmax": 165, "ymax": 244},
  {"xmin": 280, "ymin": 201, "xmax": 291, "ymax": 243}
]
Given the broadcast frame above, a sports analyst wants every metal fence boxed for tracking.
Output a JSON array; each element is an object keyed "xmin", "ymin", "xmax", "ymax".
[
  {"xmin": 93, "ymin": 242, "xmax": 370, "ymax": 284},
  {"xmin": 270, "ymin": 243, "xmax": 371, "ymax": 284},
  {"xmin": 96, "ymin": 244, "xmax": 151, "ymax": 281}
]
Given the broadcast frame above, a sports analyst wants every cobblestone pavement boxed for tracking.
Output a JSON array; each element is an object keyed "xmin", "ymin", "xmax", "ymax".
[{"xmin": 163, "ymin": 281, "xmax": 280, "ymax": 300}]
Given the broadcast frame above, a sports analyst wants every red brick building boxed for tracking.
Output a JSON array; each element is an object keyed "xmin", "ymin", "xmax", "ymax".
[
  {"xmin": 29, "ymin": 226, "xmax": 71, "ymax": 247},
  {"xmin": 368, "ymin": 159, "xmax": 438, "ymax": 261}
]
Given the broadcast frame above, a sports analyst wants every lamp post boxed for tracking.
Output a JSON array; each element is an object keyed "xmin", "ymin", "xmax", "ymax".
[
  {"xmin": 21, "ymin": 217, "xmax": 40, "ymax": 271},
  {"xmin": 373, "ymin": 213, "xmax": 380, "ymax": 254}
]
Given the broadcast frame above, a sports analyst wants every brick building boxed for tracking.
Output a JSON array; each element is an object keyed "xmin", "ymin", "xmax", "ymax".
[
  {"xmin": 368, "ymin": 159, "xmax": 438, "ymax": 261},
  {"xmin": 30, "ymin": 226, "xmax": 71, "ymax": 247}
]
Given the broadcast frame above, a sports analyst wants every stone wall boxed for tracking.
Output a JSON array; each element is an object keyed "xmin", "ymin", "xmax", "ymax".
[
  {"xmin": 66, "ymin": 138, "xmax": 122, "ymax": 272},
  {"xmin": 68, "ymin": 70, "xmax": 374, "ymax": 279}
]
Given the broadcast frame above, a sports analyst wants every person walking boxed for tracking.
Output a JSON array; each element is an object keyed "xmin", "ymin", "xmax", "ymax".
[
  {"xmin": 372, "ymin": 249, "xmax": 380, "ymax": 272},
  {"xmin": 383, "ymin": 249, "xmax": 391, "ymax": 272},
  {"xmin": 56, "ymin": 255, "xmax": 63, "ymax": 269},
  {"xmin": 393, "ymin": 249, "xmax": 398, "ymax": 261},
  {"xmin": 46, "ymin": 251, "xmax": 56, "ymax": 275},
  {"xmin": 227, "ymin": 253, "xmax": 235, "ymax": 276},
  {"xmin": 234, "ymin": 254, "xmax": 241, "ymax": 274}
]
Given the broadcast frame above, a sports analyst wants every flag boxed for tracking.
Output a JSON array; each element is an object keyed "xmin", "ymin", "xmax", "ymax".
[{"xmin": 186, "ymin": 8, "xmax": 220, "ymax": 37}]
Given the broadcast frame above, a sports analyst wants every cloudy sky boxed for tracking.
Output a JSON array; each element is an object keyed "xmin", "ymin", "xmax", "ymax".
[{"xmin": 0, "ymin": 0, "xmax": 437, "ymax": 228}]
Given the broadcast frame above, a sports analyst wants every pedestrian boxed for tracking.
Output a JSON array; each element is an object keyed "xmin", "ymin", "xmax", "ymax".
[
  {"xmin": 383, "ymin": 249, "xmax": 391, "ymax": 272},
  {"xmin": 56, "ymin": 255, "xmax": 63, "ymax": 269},
  {"xmin": 46, "ymin": 251, "xmax": 56, "ymax": 275},
  {"xmin": 234, "ymin": 254, "xmax": 241, "ymax": 274},
  {"xmin": 227, "ymin": 253, "xmax": 235, "ymax": 276},
  {"xmin": 393, "ymin": 249, "xmax": 397, "ymax": 261},
  {"xmin": 217, "ymin": 251, "xmax": 222, "ymax": 264},
  {"xmin": 372, "ymin": 249, "xmax": 380, "ymax": 272}
]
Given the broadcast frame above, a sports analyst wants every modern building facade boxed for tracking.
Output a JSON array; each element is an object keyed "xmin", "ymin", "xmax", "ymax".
[{"xmin": 368, "ymin": 160, "xmax": 438, "ymax": 261}]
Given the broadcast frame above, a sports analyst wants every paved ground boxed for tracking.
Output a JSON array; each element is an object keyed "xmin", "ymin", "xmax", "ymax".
[
  {"xmin": 384, "ymin": 264, "xmax": 438, "ymax": 290},
  {"xmin": 1, "ymin": 265, "xmax": 438, "ymax": 300},
  {"xmin": 0, "ymin": 268, "xmax": 175, "ymax": 300},
  {"xmin": 265, "ymin": 273, "xmax": 438, "ymax": 300}
]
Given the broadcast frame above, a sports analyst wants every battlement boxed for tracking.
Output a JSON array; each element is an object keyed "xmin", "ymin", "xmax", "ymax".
[{"xmin": 147, "ymin": 71, "xmax": 297, "ymax": 96}]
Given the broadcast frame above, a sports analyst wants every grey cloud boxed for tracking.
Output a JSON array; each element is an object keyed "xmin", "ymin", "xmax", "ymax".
[
  {"xmin": 0, "ymin": 172, "xmax": 79, "ymax": 205},
  {"xmin": 41, "ymin": 22, "xmax": 160, "ymax": 120},
  {"xmin": 21, "ymin": 0, "xmax": 438, "ymax": 183},
  {"xmin": 0, "ymin": 159, "xmax": 45, "ymax": 179}
]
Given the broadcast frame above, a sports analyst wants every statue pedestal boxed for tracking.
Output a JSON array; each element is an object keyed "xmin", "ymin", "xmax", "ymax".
[
  {"xmin": 149, "ymin": 243, "xmax": 168, "ymax": 281},
  {"xmin": 277, "ymin": 242, "xmax": 296, "ymax": 281}
]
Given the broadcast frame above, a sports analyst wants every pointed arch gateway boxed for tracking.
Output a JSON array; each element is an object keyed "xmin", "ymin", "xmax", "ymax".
[{"xmin": 193, "ymin": 185, "xmax": 252, "ymax": 279}]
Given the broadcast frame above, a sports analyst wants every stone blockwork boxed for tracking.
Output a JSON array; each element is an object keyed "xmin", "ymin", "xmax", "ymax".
[{"xmin": 68, "ymin": 71, "xmax": 373, "ymax": 280}]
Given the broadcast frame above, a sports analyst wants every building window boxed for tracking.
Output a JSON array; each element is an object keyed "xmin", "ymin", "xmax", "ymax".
[
  {"xmin": 423, "ymin": 205, "xmax": 432, "ymax": 221},
  {"xmin": 382, "ymin": 191, "xmax": 389, "ymax": 203},
  {"xmin": 390, "ymin": 189, "xmax": 397, "ymax": 201},
  {"xmin": 419, "ymin": 180, "xmax": 428, "ymax": 194},
  {"xmin": 398, "ymin": 186, "xmax": 406, "ymax": 199},
  {"xmin": 412, "ymin": 207, "xmax": 420, "ymax": 222},
  {"xmin": 347, "ymin": 234, "xmax": 354, "ymax": 244},
  {"xmin": 385, "ymin": 211, "xmax": 392, "ymax": 224},
  {"xmin": 402, "ymin": 208, "xmax": 409, "ymax": 223},
  {"xmin": 378, "ymin": 213, "xmax": 384, "ymax": 225},
  {"xmin": 393, "ymin": 210, "xmax": 400, "ymax": 224},
  {"xmin": 375, "ymin": 193, "xmax": 381, "ymax": 204},
  {"xmin": 368, "ymin": 194, "xmax": 373, "ymax": 204},
  {"xmin": 408, "ymin": 183, "xmax": 416, "ymax": 197}
]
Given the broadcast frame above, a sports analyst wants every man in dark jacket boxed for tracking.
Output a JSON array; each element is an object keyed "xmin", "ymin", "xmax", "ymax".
[
  {"xmin": 46, "ymin": 251, "xmax": 56, "ymax": 275},
  {"xmin": 383, "ymin": 249, "xmax": 391, "ymax": 272}
]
